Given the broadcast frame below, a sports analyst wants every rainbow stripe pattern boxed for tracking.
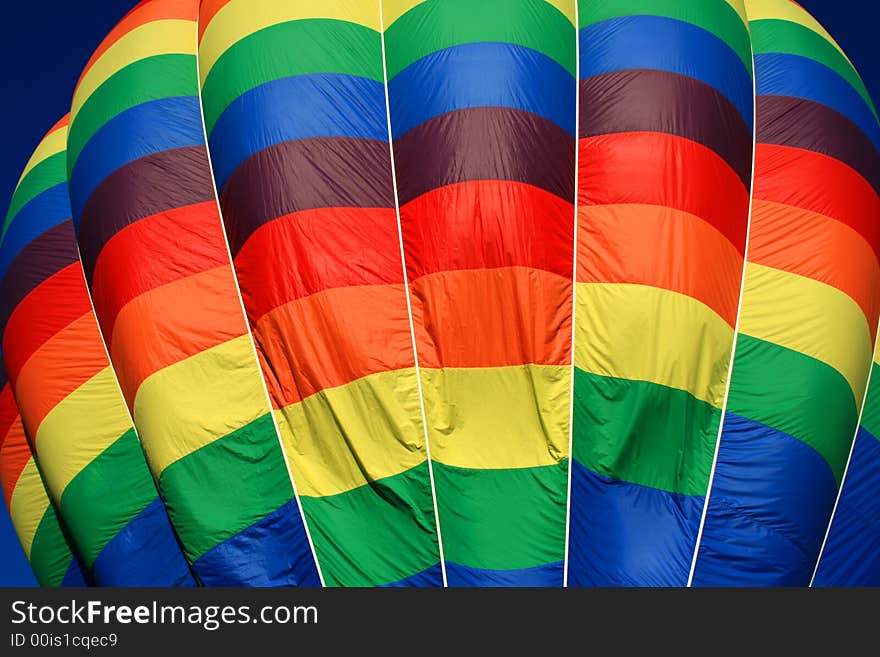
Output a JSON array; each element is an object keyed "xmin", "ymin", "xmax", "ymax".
[
  {"xmin": 383, "ymin": 0, "xmax": 576, "ymax": 586},
  {"xmin": 0, "ymin": 362, "xmax": 88, "ymax": 587},
  {"xmin": 568, "ymin": 0, "xmax": 754, "ymax": 586},
  {"xmin": 692, "ymin": 0, "xmax": 880, "ymax": 585},
  {"xmin": 66, "ymin": 0, "xmax": 319, "ymax": 586},
  {"xmin": 198, "ymin": 0, "xmax": 443, "ymax": 587},
  {"xmin": 0, "ymin": 116, "xmax": 193, "ymax": 586}
]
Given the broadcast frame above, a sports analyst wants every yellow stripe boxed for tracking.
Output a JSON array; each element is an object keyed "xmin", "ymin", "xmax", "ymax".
[
  {"xmin": 9, "ymin": 459, "xmax": 50, "ymax": 558},
  {"xmin": 740, "ymin": 262, "xmax": 873, "ymax": 401},
  {"xmin": 725, "ymin": 0, "xmax": 749, "ymax": 27},
  {"xmin": 276, "ymin": 368, "xmax": 427, "ymax": 498},
  {"xmin": 420, "ymin": 364, "xmax": 569, "ymax": 469},
  {"xmin": 133, "ymin": 335, "xmax": 269, "ymax": 474},
  {"xmin": 199, "ymin": 0, "xmax": 380, "ymax": 83},
  {"xmin": 575, "ymin": 283, "xmax": 734, "ymax": 407},
  {"xmin": 72, "ymin": 20, "xmax": 196, "ymax": 124},
  {"xmin": 874, "ymin": 336, "xmax": 880, "ymax": 367},
  {"xmin": 16, "ymin": 125, "xmax": 67, "ymax": 187},
  {"xmin": 744, "ymin": 0, "xmax": 852, "ymax": 66},
  {"xmin": 35, "ymin": 367, "xmax": 132, "ymax": 497},
  {"xmin": 382, "ymin": 0, "xmax": 575, "ymax": 28}
]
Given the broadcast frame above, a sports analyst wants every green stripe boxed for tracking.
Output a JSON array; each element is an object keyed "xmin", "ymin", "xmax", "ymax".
[
  {"xmin": 578, "ymin": 0, "xmax": 753, "ymax": 74},
  {"xmin": 384, "ymin": 0, "xmax": 576, "ymax": 80},
  {"xmin": 157, "ymin": 413, "xmax": 293, "ymax": 561},
  {"xmin": 299, "ymin": 461, "xmax": 439, "ymax": 587},
  {"xmin": 432, "ymin": 460, "xmax": 567, "ymax": 570},
  {"xmin": 572, "ymin": 369, "xmax": 720, "ymax": 496},
  {"xmin": 729, "ymin": 334, "xmax": 858, "ymax": 483},
  {"xmin": 750, "ymin": 19, "xmax": 877, "ymax": 119},
  {"xmin": 60, "ymin": 429, "xmax": 157, "ymax": 565},
  {"xmin": 4, "ymin": 153, "xmax": 67, "ymax": 237},
  {"xmin": 68, "ymin": 54, "xmax": 198, "ymax": 173},
  {"xmin": 201, "ymin": 19, "xmax": 383, "ymax": 136},
  {"xmin": 29, "ymin": 505, "xmax": 77, "ymax": 587},
  {"xmin": 859, "ymin": 363, "xmax": 880, "ymax": 439}
]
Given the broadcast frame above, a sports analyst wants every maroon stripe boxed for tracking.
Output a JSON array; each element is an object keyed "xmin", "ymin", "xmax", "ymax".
[
  {"xmin": 77, "ymin": 146, "xmax": 215, "ymax": 284},
  {"xmin": 581, "ymin": 69, "xmax": 753, "ymax": 188},
  {"xmin": 0, "ymin": 221, "xmax": 78, "ymax": 337},
  {"xmin": 757, "ymin": 95, "xmax": 880, "ymax": 195},
  {"xmin": 219, "ymin": 137, "xmax": 393, "ymax": 256},
  {"xmin": 392, "ymin": 107, "xmax": 574, "ymax": 206}
]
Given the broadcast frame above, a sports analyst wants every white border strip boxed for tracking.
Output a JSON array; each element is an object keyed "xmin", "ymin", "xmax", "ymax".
[
  {"xmin": 379, "ymin": 0, "xmax": 448, "ymax": 587},
  {"xmin": 194, "ymin": 19, "xmax": 325, "ymax": 587},
  {"xmin": 810, "ymin": 329, "xmax": 880, "ymax": 586},
  {"xmin": 686, "ymin": 22, "xmax": 758, "ymax": 587},
  {"xmin": 562, "ymin": 0, "xmax": 580, "ymax": 589}
]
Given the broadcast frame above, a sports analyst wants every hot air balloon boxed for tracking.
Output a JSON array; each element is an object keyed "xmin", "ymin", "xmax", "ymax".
[
  {"xmin": 691, "ymin": 0, "xmax": 880, "ymax": 586},
  {"xmin": 66, "ymin": 0, "xmax": 319, "ymax": 586},
  {"xmin": 2, "ymin": 0, "xmax": 878, "ymax": 588},
  {"xmin": 0, "ymin": 361, "xmax": 89, "ymax": 587},
  {"xmin": 0, "ymin": 116, "xmax": 194, "ymax": 586}
]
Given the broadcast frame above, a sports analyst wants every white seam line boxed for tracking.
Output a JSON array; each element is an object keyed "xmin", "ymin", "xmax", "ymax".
[
  {"xmin": 379, "ymin": 0, "xmax": 448, "ymax": 587},
  {"xmin": 194, "ymin": 24, "xmax": 325, "ymax": 587},
  {"xmin": 810, "ymin": 331, "xmax": 880, "ymax": 586},
  {"xmin": 687, "ymin": 23, "xmax": 758, "ymax": 587},
  {"xmin": 563, "ymin": 0, "xmax": 580, "ymax": 589}
]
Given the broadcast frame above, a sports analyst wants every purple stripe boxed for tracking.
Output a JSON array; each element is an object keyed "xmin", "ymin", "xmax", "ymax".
[
  {"xmin": 77, "ymin": 146, "xmax": 215, "ymax": 284},
  {"xmin": 757, "ymin": 95, "xmax": 880, "ymax": 195},
  {"xmin": 392, "ymin": 107, "xmax": 574, "ymax": 206},
  {"xmin": 219, "ymin": 136, "xmax": 393, "ymax": 256},
  {"xmin": 0, "ymin": 221, "xmax": 79, "ymax": 337},
  {"xmin": 581, "ymin": 69, "xmax": 753, "ymax": 187}
]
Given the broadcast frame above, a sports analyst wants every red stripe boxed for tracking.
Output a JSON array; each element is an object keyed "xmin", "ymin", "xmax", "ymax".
[
  {"xmin": 2, "ymin": 265, "xmax": 91, "ymax": 384},
  {"xmin": 0, "ymin": 386, "xmax": 30, "ymax": 510},
  {"xmin": 234, "ymin": 207, "xmax": 404, "ymax": 323},
  {"xmin": 90, "ymin": 201, "xmax": 230, "ymax": 342},
  {"xmin": 253, "ymin": 283, "xmax": 415, "ymax": 407},
  {"xmin": 753, "ymin": 144, "xmax": 880, "ymax": 263},
  {"xmin": 400, "ymin": 180, "xmax": 573, "ymax": 281},
  {"xmin": 579, "ymin": 132, "xmax": 750, "ymax": 255},
  {"xmin": 411, "ymin": 267, "xmax": 572, "ymax": 369}
]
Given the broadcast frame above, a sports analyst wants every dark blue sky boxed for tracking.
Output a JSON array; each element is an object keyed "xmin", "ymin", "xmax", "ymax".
[{"xmin": 0, "ymin": 2, "xmax": 878, "ymax": 587}]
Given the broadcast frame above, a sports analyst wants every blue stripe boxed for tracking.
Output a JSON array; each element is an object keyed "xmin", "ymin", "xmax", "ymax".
[
  {"xmin": 813, "ymin": 429, "xmax": 880, "ymax": 587},
  {"xmin": 382, "ymin": 563, "xmax": 443, "ymax": 587},
  {"xmin": 0, "ymin": 184, "xmax": 69, "ymax": 284},
  {"xmin": 755, "ymin": 53, "xmax": 880, "ymax": 151},
  {"xmin": 209, "ymin": 73, "xmax": 387, "ymax": 192},
  {"xmin": 388, "ymin": 42, "xmax": 576, "ymax": 139},
  {"xmin": 194, "ymin": 498, "xmax": 320, "ymax": 587},
  {"xmin": 445, "ymin": 560, "xmax": 563, "ymax": 587},
  {"xmin": 92, "ymin": 497, "xmax": 195, "ymax": 587},
  {"xmin": 567, "ymin": 460, "xmax": 701, "ymax": 586},
  {"xmin": 61, "ymin": 556, "xmax": 90, "ymax": 587},
  {"xmin": 692, "ymin": 413, "xmax": 838, "ymax": 586},
  {"xmin": 580, "ymin": 15, "xmax": 753, "ymax": 128},
  {"xmin": 69, "ymin": 96, "xmax": 205, "ymax": 221}
]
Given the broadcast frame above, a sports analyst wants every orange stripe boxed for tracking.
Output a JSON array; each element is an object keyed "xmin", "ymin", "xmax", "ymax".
[
  {"xmin": 76, "ymin": 0, "xmax": 197, "ymax": 91},
  {"xmin": 110, "ymin": 266, "xmax": 247, "ymax": 404},
  {"xmin": 91, "ymin": 202, "xmax": 229, "ymax": 341},
  {"xmin": 0, "ymin": 417, "xmax": 31, "ymax": 512},
  {"xmin": 410, "ymin": 267, "xmax": 572, "ymax": 369},
  {"xmin": 754, "ymin": 144, "xmax": 880, "ymax": 260},
  {"xmin": 14, "ymin": 312, "xmax": 105, "ymax": 438},
  {"xmin": 577, "ymin": 204, "xmax": 743, "ymax": 326},
  {"xmin": 46, "ymin": 115, "xmax": 69, "ymax": 136},
  {"xmin": 3, "ymin": 264, "xmax": 91, "ymax": 384},
  {"xmin": 749, "ymin": 198, "xmax": 880, "ymax": 340},
  {"xmin": 254, "ymin": 283, "xmax": 415, "ymax": 407},
  {"xmin": 198, "ymin": 0, "xmax": 232, "ymax": 41}
]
